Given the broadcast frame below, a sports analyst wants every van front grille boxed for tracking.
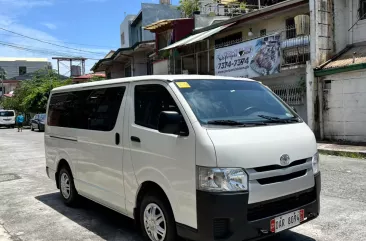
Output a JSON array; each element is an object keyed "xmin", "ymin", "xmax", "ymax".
[
  {"xmin": 254, "ymin": 158, "xmax": 308, "ymax": 172},
  {"xmin": 247, "ymin": 187, "xmax": 316, "ymax": 221},
  {"xmin": 257, "ymin": 170, "xmax": 307, "ymax": 185}
]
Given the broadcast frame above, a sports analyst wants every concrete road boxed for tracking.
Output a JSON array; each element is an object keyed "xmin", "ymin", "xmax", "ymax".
[{"xmin": 0, "ymin": 128, "xmax": 365, "ymax": 241}]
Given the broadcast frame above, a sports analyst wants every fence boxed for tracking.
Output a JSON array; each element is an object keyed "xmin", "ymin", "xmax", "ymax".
[{"xmin": 269, "ymin": 83, "xmax": 305, "ymax": 106}]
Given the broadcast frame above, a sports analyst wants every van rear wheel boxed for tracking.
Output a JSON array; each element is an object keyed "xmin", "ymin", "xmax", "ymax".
[
  {"xmin": 140, "ymin": 194, "xmax": 176, "ymax": 241},
  {"xmin": 59, "ymin": 167, "xmax": 79, "ymax": 206}
]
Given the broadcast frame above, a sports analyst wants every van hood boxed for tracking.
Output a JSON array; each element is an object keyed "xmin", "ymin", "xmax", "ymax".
[{"xmin": 206, "ymin": 123, "xmax": 317, "ymax": 168}]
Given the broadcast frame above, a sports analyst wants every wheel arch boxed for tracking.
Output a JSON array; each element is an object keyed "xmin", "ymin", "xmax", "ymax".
[
  {"xmin": 55, "ymin": 159, "xmax": 71, "ymax": 189},
  {"xmin": 134, "ymin": 181, "xmax": 175, "ymax": 225}
]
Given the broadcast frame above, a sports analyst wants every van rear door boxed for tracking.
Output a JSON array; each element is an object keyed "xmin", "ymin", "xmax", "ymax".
[{"xmin": 0, "ymin": 110, "xmax": 15, "ymax": 125}]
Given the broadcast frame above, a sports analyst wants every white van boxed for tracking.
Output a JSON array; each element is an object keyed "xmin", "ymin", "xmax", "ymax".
[
  {"xmin": 45, "ymin": 75, "xmax": 320, "ymax": 241},
  {"xmin": 0, "ymin": 110, "xmax": 15, "ymax": 128}
]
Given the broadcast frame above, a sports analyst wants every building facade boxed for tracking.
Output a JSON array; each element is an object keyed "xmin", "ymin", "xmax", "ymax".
[
  {"xmin": 313, "ymin": 0, "xmax": 366, "ymax": 142},
  {"xmin": 92, "ymin": 2, "xmax": 181, "ymax": 78},
  {"xmin": 0, "ymin": 57, "xmax": 51, "ymax": 79},
  {"xmin": 162, "ymin": 0, "xmax": 313, "ymax": 123}
]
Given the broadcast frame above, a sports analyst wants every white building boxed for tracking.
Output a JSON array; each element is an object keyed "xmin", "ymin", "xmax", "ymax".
[
  {"xmin": 0, "ymin": 57, "xmax": 51, "ymax": 79},
  {"xmin": 313, "ymin": 0, "xmax": 366, "ymax": 142}
]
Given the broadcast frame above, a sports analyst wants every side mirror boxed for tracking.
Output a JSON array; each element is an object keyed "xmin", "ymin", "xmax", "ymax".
[{"xmin": 158, "ymin": 111, "xmax": 188, "ymax": 136}]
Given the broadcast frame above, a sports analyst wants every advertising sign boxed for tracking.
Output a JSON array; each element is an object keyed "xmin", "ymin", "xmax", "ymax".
[{"xmin": 215, "ymin": 35, "xmax": 281, "ymax": 78}]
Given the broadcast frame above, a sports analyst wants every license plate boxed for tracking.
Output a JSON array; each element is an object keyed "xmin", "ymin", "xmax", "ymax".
[
  {"xmin": 270, "ymin": 209, "xmax": 304, "ymax": 233},
  {"xmin": 4, "ymin": 119, "xmax": 10, "ymax": 121}
]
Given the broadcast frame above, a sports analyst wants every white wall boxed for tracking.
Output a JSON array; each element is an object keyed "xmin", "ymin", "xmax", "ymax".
[
  {"xmin": 0, "ymin": 60, "xmax": 51, "ymax": 79},
  {"xmin": 153, "ymin": 60, "xmax": 169, "ymax": 75},
  {"xmin": 333, "ymin": 0, "xmax": 366, "ymax": 50},
  {"xmin": 322, "ymin": 69, "xmax": 366, "ymax": 142},
  {"xmin": 333, "ymin": 0, "xmax": 349, "ymax": 52}
]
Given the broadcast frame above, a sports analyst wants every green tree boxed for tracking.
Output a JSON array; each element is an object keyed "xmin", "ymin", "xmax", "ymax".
[
  {"xmin": 0, "ymin": 67, "xmax": 7, "ymax": 98},
  {"xmin": 178, "ymin": 0, "xmax": 200, "ymax": 17},
  {"xmin": 0, "ymin": 69, "xmax": 72, "ymax": 113}
]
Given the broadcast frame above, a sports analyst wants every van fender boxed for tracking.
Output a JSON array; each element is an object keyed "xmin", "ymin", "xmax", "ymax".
[
  {"xmin": 134, "ymin": 167, "xmax": 178, "ymax": 219},
  {"xmin": 55, "ymin": 150, "xmax": 76, "ymax": 177}
]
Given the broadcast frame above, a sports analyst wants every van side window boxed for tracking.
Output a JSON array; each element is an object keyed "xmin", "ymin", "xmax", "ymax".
[
  {"xmin": 135, "ymin": 84, "xmax": 179, "ymax": 130},
  {"xmin": 48, "ymin": 86, "xmax": 125, "ymax": 131}
]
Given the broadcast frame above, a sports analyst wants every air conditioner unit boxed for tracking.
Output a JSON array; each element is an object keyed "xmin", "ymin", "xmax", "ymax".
[{"xmin": 294, "ymin": 15, "xmax": 310, "ymax": 36}]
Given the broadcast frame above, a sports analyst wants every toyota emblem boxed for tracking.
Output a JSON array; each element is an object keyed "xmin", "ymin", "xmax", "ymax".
[{"xmin": 280, "ymin": 154, "xmax": 290, "ymax": 166}]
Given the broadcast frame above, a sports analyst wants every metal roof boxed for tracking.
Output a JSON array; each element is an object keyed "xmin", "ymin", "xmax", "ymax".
[
  {"xmin": 322, "ymin": 44, "xmax": 366, "ymax": 69},
  {"xmin": 144, "ymin": 18, "xmax": 192, "ymax": 31},
  {"xmin": 160, "ymin": 22, "xmax": 235, "ymax": 51}
]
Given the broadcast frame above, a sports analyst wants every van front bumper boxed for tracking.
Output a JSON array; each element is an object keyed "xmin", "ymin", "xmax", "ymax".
[{"xmin": 177, "ymin": 173, "xmax": 321, "ymax": 241}]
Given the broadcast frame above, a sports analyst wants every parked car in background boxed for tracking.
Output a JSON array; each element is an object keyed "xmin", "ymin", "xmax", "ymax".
[
  {"xmin": 0, "ymin": 110, "xmax": 15, "ymax": 128},
  {"xmin": 31, "ymin": 114, "xmax": 46, "ymax": 132}
]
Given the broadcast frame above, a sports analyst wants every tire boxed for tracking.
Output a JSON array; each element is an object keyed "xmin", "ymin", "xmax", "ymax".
[
  {"xmin": 58, "ymin": 166, "xmax": 79, "ymax": 206},
  {"xmin": 31, "ymin": 126, "xmax": 34, "ymax": 131},
  {"xmin": 140, "ymin": 193, "xmax": 176, "ymax": 241},
  {"xmin": 38, "ymin": 124, "xmax": 41, "ymax": 132},
  {"xmin": 11, "ymin": 125, "xmax": 14, "ymax": 129}
]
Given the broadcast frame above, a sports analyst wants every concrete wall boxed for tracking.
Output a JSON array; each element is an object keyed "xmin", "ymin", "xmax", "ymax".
[
  {"xmin": 0, "ymin": 60, "xmax": 51, "ymax": 79},
  {"xmin": 349, "ymin": 0, "xmax": 366, "ymax": 44},
  {"xmin": 133, "ymin": 51, "xmax": 149, "ymax": 76},
  {"xmin": 108, "ymin": 63, "xmax": 125, "ymax": 79},
  {"xmin": 120, "ymin": 15, "xmax": 136, "ymax": 48},
  {"xmin": 322, "ymin": 69, "xmax": 366, "ymax": 142},
  {"xmin": 153, "ymin": 59, "xmax": 169, "ymax": 75},
  {"xmin": 131, "ymin": 19, "xmax": 143, "ymax": 46},
  {"xmin": 333, "ymin": 0, "xmax": 366, "ymax": 50},
  {"xmin": 333, "ymin": 0, "xmax": 349, "ymax": 52}
]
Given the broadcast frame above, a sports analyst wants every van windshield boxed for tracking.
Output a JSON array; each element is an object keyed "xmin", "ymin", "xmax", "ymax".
[
  {"xmin": 0, "ymin": 111, "xmax": 14, "ymax": 117},
  {"xmin": 175, "ymin": 80, "xmax": 300, "ymax": 125}
]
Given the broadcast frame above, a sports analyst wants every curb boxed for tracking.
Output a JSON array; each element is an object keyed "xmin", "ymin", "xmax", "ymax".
[{"xmin": 318, "ymin": 149, "xmax": 366, "ymax": 159}]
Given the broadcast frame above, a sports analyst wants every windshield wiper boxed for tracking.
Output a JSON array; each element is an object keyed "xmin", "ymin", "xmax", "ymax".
[
  {"xmin": 258, "ymin": 115, "xmax": 300, "ymax": 123},
  {"xmin": 207, "ymin": 120, "xmax": 268, "ymax": 127},
  {"xmin": 207, "ymin": 120, "xmax": 244, "ymax": 126}
]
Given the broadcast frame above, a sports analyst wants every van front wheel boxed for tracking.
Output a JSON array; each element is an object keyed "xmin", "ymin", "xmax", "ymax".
[
  {"xmin": 59, "ymin": 167, "xmax": 79, "ymax": 206},
  {"xmin": 140, "ymin": 194, "xmax": 176, "ymax": 241}
]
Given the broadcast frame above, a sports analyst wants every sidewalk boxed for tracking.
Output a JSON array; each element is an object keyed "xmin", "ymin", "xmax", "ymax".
[{"xmin": 318, "ymin": 143, "xmax": 366, "ymax": 159}]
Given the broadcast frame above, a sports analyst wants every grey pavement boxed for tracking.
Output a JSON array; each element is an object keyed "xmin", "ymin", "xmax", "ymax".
[{"xmin": 0, "ymin": 128, "xmax": 365, "ymax": 241}]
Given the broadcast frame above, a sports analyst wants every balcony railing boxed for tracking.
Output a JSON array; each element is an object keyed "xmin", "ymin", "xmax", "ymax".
[{"xmin": 199, "ymin": 0, "xmax": 288, "ymax": 17}]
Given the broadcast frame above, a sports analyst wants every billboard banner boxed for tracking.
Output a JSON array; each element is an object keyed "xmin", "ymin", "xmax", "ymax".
[{"xmin": 214, "ymin": 35, "xmax": 281, "ymax": 78}]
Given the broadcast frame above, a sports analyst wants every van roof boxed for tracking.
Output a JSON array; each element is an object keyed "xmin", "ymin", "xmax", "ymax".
[{"xmin": 51, "ymin": 75, "xmax": 255, "ymax": 93}]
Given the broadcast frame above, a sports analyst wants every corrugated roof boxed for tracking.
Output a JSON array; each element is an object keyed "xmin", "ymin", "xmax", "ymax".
[
  {"xmin": 144, "ymin": 18, "xmax": 191, "ymax": 31},
  {"xmin": 160, "ymin": 22, "xmax": 235, "ymax": 51},
  {"xmin": 322, "ymin": 45, "xmax": 366, "ymax": 69}
]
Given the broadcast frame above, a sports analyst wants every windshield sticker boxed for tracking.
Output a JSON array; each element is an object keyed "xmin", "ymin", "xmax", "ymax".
[{"xmin": 176, "ymin": 82, "xmax": 191, "ymax": 88}]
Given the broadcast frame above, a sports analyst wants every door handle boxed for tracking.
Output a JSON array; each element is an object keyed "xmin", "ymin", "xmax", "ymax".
[
  {"xmin": 131, "ymin": 136, "xmax": 141, "ymax": 143},
  {"xmin": 115, "ymin": 133, "xmax": 120, "ymax": 145}
]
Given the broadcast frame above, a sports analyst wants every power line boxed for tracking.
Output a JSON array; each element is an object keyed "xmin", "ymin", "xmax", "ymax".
[
  {"xmin": 0, "ymin": 41, "xmax": 101, "ymax": 61},
  {"xmin": 0, "ymin": 40, "xmax": 105, "ymax": 58},
  {"xmin": 0, "ymin": 27, "xmax": 108, "ymax": 55},
  {"xmin": 0, "ymin": 33, "xmax": 118, "ymax": 49}
]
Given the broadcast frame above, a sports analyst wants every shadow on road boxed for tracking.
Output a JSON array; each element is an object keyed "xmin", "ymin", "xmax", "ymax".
[
  {"xmin": 35, "ymin": 192, "xmax": 144, "ymax": 241},
  {"xmin": 36, "ymin": 192, "xmax": 316, "ymax": 241}
]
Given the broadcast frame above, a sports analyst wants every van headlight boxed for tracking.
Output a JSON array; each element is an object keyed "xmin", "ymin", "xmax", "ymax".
[
  {"xmin": 197, "ymin": 166, "xmax": 248, "ymax": 192},
  {"xmin": 312, "ymin": 152, "xmax": 320, "ymax": 174}
]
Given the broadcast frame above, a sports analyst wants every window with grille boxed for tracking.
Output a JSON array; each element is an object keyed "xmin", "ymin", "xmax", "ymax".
[
  {"xmin": 269, "ymin": 84, "xmax": 304, "ymax": 106},
  {"xmin": 286, "ymin": 18, "xmax": 296, "ymax": 39},
  {"xmin": 215, "ymin": 32, "xmax": 242, "ymax": 48},
  {"xmin": 360, "ymin": 0, "xmax": 366, "ymax": 19}
]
